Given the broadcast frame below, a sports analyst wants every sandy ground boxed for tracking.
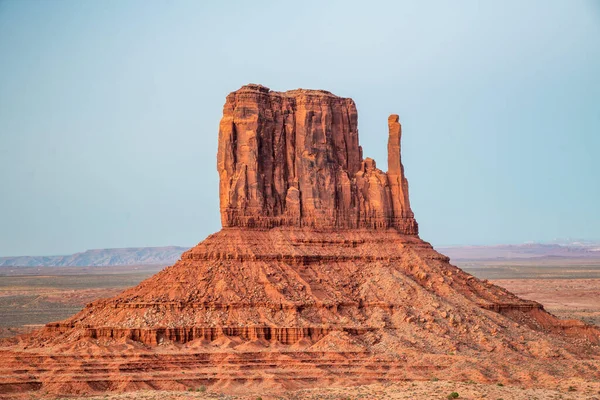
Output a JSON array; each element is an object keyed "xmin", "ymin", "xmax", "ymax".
[
  {"xmin": 63, "ymin": 380, "xmax": 600, "ymax": 400},
  {"xmin": 494, "ymin": 278, "xmax": 600, "ymax": 326},
  {"xmin": 0, "ymin": 266, "xmax": 161, "ymax": 337}
]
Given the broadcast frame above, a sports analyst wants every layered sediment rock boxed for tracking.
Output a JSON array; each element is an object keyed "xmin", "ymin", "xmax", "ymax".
[
  {"xmin": 218, "ymin": 84, "xmax": 417, "ymax": 232},
  {"xmin": 1, "ymin": 84, "xmax": 599, "ymax": 397}
]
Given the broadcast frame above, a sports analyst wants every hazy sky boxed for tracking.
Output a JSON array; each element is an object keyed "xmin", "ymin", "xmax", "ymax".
[{"xmin": 1, "ymin": 1, "xmax": 599, "ymax": 256}]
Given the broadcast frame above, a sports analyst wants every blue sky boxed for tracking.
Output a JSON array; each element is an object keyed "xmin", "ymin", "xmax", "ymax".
[{"xmin": 0, "ymin": 1, "xmax": 599, "ymax": 256}]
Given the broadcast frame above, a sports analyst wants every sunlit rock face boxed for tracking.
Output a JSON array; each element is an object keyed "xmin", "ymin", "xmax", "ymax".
[{"xmin": 217, "ymin": 84, "xmax": 417, "ymax": 233}]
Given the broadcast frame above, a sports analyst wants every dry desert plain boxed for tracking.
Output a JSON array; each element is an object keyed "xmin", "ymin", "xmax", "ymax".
[{"xmin": 1, "ymin": 256, "xmax": 599, "ymax": 399}]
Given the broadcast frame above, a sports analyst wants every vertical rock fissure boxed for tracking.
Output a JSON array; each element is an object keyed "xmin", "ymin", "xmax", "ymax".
[
  {"xmin": 231, "ymin": 122, "xmax": 238, "ymax": 166},
  {"xmin": 280, "ymin": 114, "xmax": 288, "ymax": 213}
]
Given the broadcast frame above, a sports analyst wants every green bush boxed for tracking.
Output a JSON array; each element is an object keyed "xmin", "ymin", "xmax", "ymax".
[{"xmin": 447, "ymin": 392, "xmax": 459, "ymax": 399}]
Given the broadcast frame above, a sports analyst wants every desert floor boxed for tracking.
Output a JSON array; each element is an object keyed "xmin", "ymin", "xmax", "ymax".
[
  {"xmin": 0, "ymin": 265, "xmax": 162, "ymax": 338},
  {"xmin": 53, "ymin": 380, "xmax": 600, "ymax": 400},
  {"xmin": 461, "ymin": 258, "xmax": 600, "ymax": 326}
]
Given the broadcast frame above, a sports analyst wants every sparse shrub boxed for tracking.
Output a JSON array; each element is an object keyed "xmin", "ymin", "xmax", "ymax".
[
  {"xmin": 496, "ymin": 382, "xmax": 504, "ymax": 386},
  {"xmin": 568, "ymin": 386, "xmax": 576, "ymax": 392},
  {"xmin": 199, "ymin": 385, "xmax": 206, "ymax": 392},
  {"xmin": 256, "ymin": 397, "xmax": 262, "ymax": 400},
  {"xmin": 431, "ymin": 377, "xmax": 439, "ymax": 381},
  {"xmin": 447, "ymin": 392, "xmax": 459, "ymax": 399}
]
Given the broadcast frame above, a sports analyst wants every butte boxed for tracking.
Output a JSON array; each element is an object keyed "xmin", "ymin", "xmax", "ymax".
[{"xmin": 1, "ymin": 84, "xmax": 599, "ymax": 397}]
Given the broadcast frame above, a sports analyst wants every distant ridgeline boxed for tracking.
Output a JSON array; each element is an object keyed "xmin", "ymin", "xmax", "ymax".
[{"xmin": 0, "ymin": 246, "xmax": 189, "ymax": 267}]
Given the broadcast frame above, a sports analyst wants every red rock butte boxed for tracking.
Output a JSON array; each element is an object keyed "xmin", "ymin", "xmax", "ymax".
[
  {"xmin": 0, "ymin": 84, "xmax": 599, "ymax": 397},
  {"xmin": 218, "ymin": 84, "xmax": 416, "ymax": 232}
]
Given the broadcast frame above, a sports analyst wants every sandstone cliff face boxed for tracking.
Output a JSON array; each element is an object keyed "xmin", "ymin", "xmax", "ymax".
[{"xmin": 218, "ymin": 84, "xmax": 417, "ymax": 233}]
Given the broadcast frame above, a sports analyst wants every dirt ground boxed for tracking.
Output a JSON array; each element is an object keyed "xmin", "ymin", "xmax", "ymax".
[
  {"xmin": 493, "ymin": 278, "xmax": 600, "ymax": 326},
  {"xmin": 0, "ymin": 265, "xmax": 162, "ymax": 337},
  {"xmin": 64, "ymin": 380, "xmax": 600, "ymax": 400},
  {"xmin": 460, "ymin": 258, "xmax": 600, "ymax": 326}
]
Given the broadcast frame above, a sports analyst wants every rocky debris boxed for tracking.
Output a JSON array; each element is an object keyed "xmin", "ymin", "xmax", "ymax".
[{"xmin": 0, "ymin": 84, "xmax": 599, "ymax": 398}]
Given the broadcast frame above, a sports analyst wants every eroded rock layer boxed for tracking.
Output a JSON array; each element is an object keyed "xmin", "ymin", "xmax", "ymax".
[
  {"xmin": 218, "ymin": 85, "xmax": 417, "ymax": 232},
  {"xmin": 0, "ymin": 85, "xmax": 599, "ymax": 398}
]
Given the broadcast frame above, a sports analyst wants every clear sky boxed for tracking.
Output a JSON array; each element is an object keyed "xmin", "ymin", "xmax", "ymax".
[{"xmin": 0, "ymin": 1, "xmax": 599, "ymax": 256}]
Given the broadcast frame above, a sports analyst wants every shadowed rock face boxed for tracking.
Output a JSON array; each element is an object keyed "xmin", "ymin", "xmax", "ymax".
[{"xmin": 218, "ymin": 84, "xmax": 417, "ymax": 232}]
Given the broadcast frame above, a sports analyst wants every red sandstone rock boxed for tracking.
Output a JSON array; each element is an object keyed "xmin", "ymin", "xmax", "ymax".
[
  {"xmin": 0, "ymin": 84, "xmax": 598, "ymax": 398},
  {"xmin": 218, "ymin": 84, "xmax": 417, "ymax": 232}
]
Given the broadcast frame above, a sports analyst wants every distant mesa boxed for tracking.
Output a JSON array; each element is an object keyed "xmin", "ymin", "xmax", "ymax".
[
  {"xmin": 0, "ymin": 84, "xmax": 598, "ymax": 397},
  {"xmin": 0, "ymin": 246, "xmax": 189, "ymax": 267},
  {"xmin": 439, "ymin": 242, "xmax": 600, "ymax": 261}
]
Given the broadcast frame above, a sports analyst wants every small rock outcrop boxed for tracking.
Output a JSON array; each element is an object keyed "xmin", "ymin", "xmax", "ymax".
[{"xmin": 218, "ymin": 84, "xmax": 417, "ymax": 232}]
